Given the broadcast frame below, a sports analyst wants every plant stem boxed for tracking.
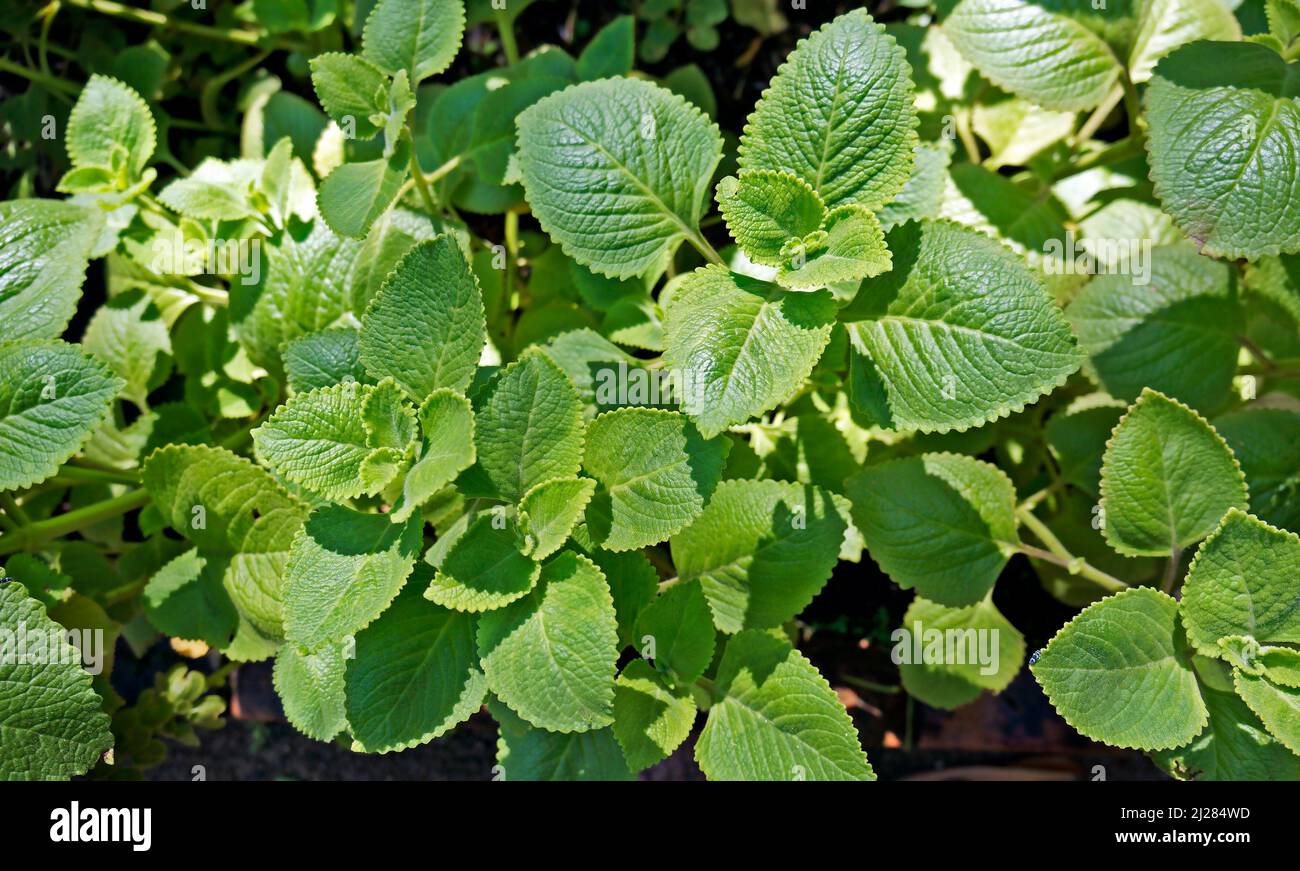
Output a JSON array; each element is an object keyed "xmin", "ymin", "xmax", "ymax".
[
  {"xmin": 0, "ymin": 55, "xmax": 78, "ymax": 94},
  {"xmin": 408, "ymin": 142, "xmax": 440, "ymax": 216},
  {"xmin": 1052, "ymin": 135, "xmax": 1144, "ymax": 182},
  {"xmin": 58, "ymin": 464, "xmax": 140, "ymax": 486},
  {"xmin": 1015, "ymin": 506, "xmax": 1128, "ymax": 593},
  {"xmin": 1, "ymin": 494, "xmax": 31, "ymax": 527},
  {"xmin": 686, "ymin": 228, "xmax": 726, "ymax": 267},
  {"xmin": 494, "ymin": 12, "xmax": 520, "ymax": 64},
  {"xmin": 1074, "ymin": 85, "xmax": 1124, "ymax": 145},
  {"xmin": 60, "ymin": 0, "xmax": 296, "ymax": 49},
  {"xmin": 1161, "ymin": 547, "xmax": 1183, "ymax": 594},
  {"xmin": 956, "ymin": 108, "xmax": 981, "ymax": 164},
  {"xmin": 0, "ymin": 489, "xmax": 150, "ymax": 556},
  {"xmin": 841, "ymin": 674, "xmax": 901, "ymax": 695}
]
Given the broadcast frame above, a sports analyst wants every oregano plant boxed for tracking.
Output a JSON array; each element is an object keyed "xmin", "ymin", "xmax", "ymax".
[{"xmin": 1, "ymin": 0, "xmax": 1298, "ymax": 782}]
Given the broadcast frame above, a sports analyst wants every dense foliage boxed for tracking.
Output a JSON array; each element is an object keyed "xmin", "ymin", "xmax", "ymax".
[{"xmin": 1, "ymin": 0, "xmax": 1298, "ymax": 781}]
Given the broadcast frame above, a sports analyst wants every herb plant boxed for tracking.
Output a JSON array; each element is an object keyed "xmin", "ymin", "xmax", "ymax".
[{"xmin": 1, "ymin": 0, "xmax": 1298, "ymax": 781}]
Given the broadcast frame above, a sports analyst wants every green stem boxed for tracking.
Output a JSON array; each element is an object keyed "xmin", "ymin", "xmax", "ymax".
[
  {"xmin": 408, "ymin": 140, "xmax": 440, "ymax": 216},
  {"xmin": 841, "ymin": 674, "xmax": 901, "ymax": 695},
  {"xmin": 60, "ymin": 0, "xmax": 297, "ymax": 49},
  {"xmin": 495, "ymin": 12, "xmax": 520, "ymax": 65},
  {"xmin": 1052, "ymin": 135, "xmax": 1144, "ymax": 182},
  {"xmin": 57, "ymin": 464, "xmax": 140, "ymax": 486},
  {"xmin": 0, "ymin": 489, "xmax": 151, "ymax": 556},
  {"xmin": 686, "ymin": 228, "xmax": 726, "ymax": 267},
  {"xmin": 1016, "ymin": 505, "xmax": 1128, "ymax": 593},
  {"xmin": 1161, "ymin": 547, "xmax": 1183, "ymax": 594},
  {"xmin": 0, "ymin": 55, "xmax": 78, "ymax": 95},
  {"xmin": 1074, "ymin": 85, "xmax": 1124, "ymax": 145},
  {"xmin": 1, "ymin": 494, "xmax": 31, "ymax": 527}
]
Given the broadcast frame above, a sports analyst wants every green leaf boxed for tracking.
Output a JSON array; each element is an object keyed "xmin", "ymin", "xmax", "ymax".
[
  {"xmin": 1153, "ymin": 684, "xmax": 1300, "ymax": 780},
  {"xmin": 897, "ymin": 595, "xmax": 1025, "ymax": 709},
  {"xmin": 775, "ymin": 205, "xmax": 892, "ymax": 290},
  {"xmin": 0, "ymin": 582, "xmax": 113, "ymax": 779},
  {"xmin": 1181, "ymin": 509, "xmax": 1300, "ymax": 655},
  {"xmin": 671, "ymin": 479, "xmax": 848, "ymax": 632},
  {"xmin": 519, "ymin": 476, "xmax": 597, "ymax": 560},
  {"xmin": 583, "ymin": 408, "xmax": 729, "ymax": 551},
  {"xmin": 1128, "ymin": 0, "xmax": 1241, "ymax": 83},
  {"xmin": 878, "ymin": 143, "xmax": 949, "ymax": 232},
  {"xmin": 1044, "ymin": 394, "xmax": 1126, "ymax": 497},
  {"xmin": 517, "ymin": 78, "xmax": 723, "ymax": 278},
  {"xmin": 491, "ymin": 697, "xmax": 633, "ymax": 780},
  {"xmin": 157, "ymin": 157, "xmax": 261, "ymax": 221},
  {"xmin": 716, "ymin": 170, "xmax": 825, "ymax": 267},
  {"xmin": 1032, "ymin": 587, "xmax": 1208, "ymax": 750},
  {"xmin": 238, "ymin": 222, "xmax": 361, "ymax": 373},
  {"xmin": 972, "ymin": 95, "xmax": 1074, "ymax": 169},
  {"xmin": 1065, "ymin": 243, "xmax": 1242, "ymax": 412},
  {"xmin": 0, "ymin": 200, "xmax": 100, "ymax": 341},
  {"xmin": 81, "ymin": 288, "xmax": 171, "ymax": 408},
  {"xmin": 143, "ymin": 445, "xmax": 307, "ymax": 648},
  {"xmin": 588, "ymin": 546, "xmax": 660, "ymax": 649},
  {"xmin": 696, "ymin": 629, "xmax": 874, "ymax": 780},
  {"xmin": 634, "ymin": 580, "xmax": 717, "ymax": 682},
  {"xmin": 578, "ymin": 15, "xmax": 636, "ymax": 80},
  {"xmin": 143, "ymin": 549, "xmax": 238, "ymax": 648},
  {"xmin": 359, "ymin": 235, "xmax": 485, "ymax": 400},
  {"xmin": 0, "ymin": 339, "xmax": 122, "ymax": 492},
  {"xmin": 393, "ymin": 388, "xmax": 476, "ymax": 522},
  {"xmin": 66, "ymin": 74, "xmax": 156, "ymax": 177},
  {"xmin": 1146, "ymin": 41, "xmax": 1300, "ymax": 260},
  {"xmin": 1214, "ymin": 409, "xmax": 1300, "ymax": 531},
  {"xmin": 663, "ymin": 267, "xmax": 836, "ymax": 438},
  {"xmin": 425, "ymin": 513, "xmax": 540, "ymax": 611},
  {"xmin": 846, "ymin": 453, "xmax": 1019, "ymax": 607},
  {"xmin": 309, "ymin": 52, "xmax": 389, "ymax": 140},
  {"xmin": 1099, "ymin": 389, "xmax": 1248, "ymax": 557},
  {"xmin": 738, "ymin": 9, "xmax": 917, "ymax": 211},
  {"xmin": 842, "ymin": 220, "xmax": 1080, "ymax": 433},
  {"xmin": 282, "ymin": 506, "xmax": 423, "ymax": 649},
  {"xmin": 474, "ymin": 350, "xmax": 585, "ymax": 502},
  {"xmin": 477, "ymin": 551, "xmax": 619, "ymax": 732},
  {"xmin": 317, "ymin": 139, "xmax": 410, "ymax": 239},
  {"xmin": 253, "ymin": 379, "xmax": 416, "ymax": 501},
  {"xmin": 273, "ymin": 638, "xmax": 349, "ymax": 742},
  {"xmin": 283, "ymin": 328, "xmax": 372, "ymax": 393},
  {"xmin": 346, "ymin": 579, "xmax": 487, "ymax": 752},
  {"xmin": 612, "ymin": 659, "xmax": 697, "ymax": 772},
  {"xmin": 1234, "ymin": 671, "xmax": 1300, "ymax": 755},
  {"xmin": 362, "ymin": 0, "xmax": 466, "ymax": 84},
  {"xmin": 942, "ymin": 0, "xmax": 1122, "ymax": 112},
  {"xmin": 348, "ymin": 207, "xmax": 459, "ymax": 314}
]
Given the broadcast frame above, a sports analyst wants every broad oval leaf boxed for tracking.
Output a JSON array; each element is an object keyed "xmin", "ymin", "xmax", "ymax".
[
  {"xmin": 491, "ymin": 697, "xmax": 632, "ymax": 781},
  {"xmin": 0, "ymin": 340, "xmax": 122, "ymax": 492},
  {"xmin": 362, "ymin": 0, "xmax": 466, "ymax": 84},
  {"xmin": 664, "ymin": 266, "xmax": 837, "ymax": 438},
  {"xmin": 1031, "ymin": 587, "xmax": 1209, "ymax": 750},
  {"xmin": 583, "ymin": 408, "xmax": 729, "ymax": 551},
  {"xmin": 1180, "ymin": 509, "xmax": 1300, "ymax": 655},
  {"xmin": 1146, "ymin": 41, "xmax": 1300, "ymax": 260},
  {"xmin": 1099, "ymin": 388, "xmax": 1248, "ymax": 556},
  {"xmin": 0, "ymin": 200, "xmax": 100, "ymax": 341},
  {"xmin": 716, "ymin": 170, "xmax": 825, "ymax": 267},
  {"xmin": 612, "ymin": 659, "xmax": 697, "ymax": 772},
  {"xmin": 66, "ymin": 74, "xmax": 156, "ymax": 177},
  {"xmin": 633, "ymin": 580, "xmax": 717, "ymax": 683},
  {"xmin": 842, "ymin": 220, "xmax": 1080, "ymax": 433},
  {"xmin": 517, "ymin": 78, "xmax": 724, "ymax": 278},
  {"xmin": 345, "ymin": 579, "xmax": 487, "ymax": 753},
  {"xmin": 0, "ymin": 583, "xmax": 113, "ymax": 779},
  {"xmin": 273, "ymin": 638, "xmax": 349, "ymax": 742},
  {"xmin": 897, "ymin": 595, "xmax": 1026, "ymax": 710},
  {"xmin": 425, "ymin": 513, "xmax": 541, "ymax": 612},
  {"xmin": 671, "ymin": 479, "xmax": 849, "ymax": 632},
  {"xmin": 1065, "ymin": 243, "xmax": 1241, "ymax": 413},
  {"xmin": 845, "ymin": 453, "xmax": 1019, "ymax": 607},
  {"xmin": 474, "ymin": 350, "xmax": 585, "ymax": 502},
  {"xmin": 696, "ymin": 630, "xmax": 875, "ymax": 780},
  {"xmin": 359, "ymin": 235, "xmax": 485, "ymax": 400},
  {"xmin": 477, "ymin": 551, "xmax": 619, "ymax": 733},
  {"xmin": 942, "ymin": 0, "xmax": 1122, "ymax": 112},
  {"xmin": 739, "ymin": 8, "xmax": 917, "ymax": 211},
  {"xmin": 282, "ymin": 506, "xmax": 423, "ymax": 650}
]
